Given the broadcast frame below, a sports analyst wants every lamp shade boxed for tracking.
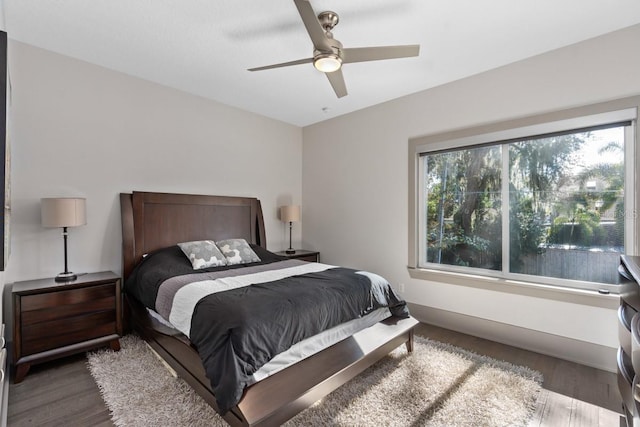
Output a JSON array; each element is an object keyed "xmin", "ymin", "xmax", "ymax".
[
  {"xmin": 41, "ymin": 198, "xmax": 87, "ymax": 228},
  {"xmin": 281, "ymin": 205, "xmax": 301, "ymax": 223}
]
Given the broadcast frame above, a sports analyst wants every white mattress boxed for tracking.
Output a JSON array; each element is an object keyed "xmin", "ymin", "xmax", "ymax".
[{"xmin": 147, "ymin": 306, "xmax": 392, "ymax": 383}]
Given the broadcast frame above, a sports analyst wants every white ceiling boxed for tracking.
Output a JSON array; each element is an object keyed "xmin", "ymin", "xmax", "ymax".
[{"xmin": 4, "ymin": 0, "xmax": 640, "ymax": 127}]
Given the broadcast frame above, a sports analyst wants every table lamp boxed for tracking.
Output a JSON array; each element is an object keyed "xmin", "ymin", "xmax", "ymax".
[
  {"xmin": 41, "ymin": 197, "xmax": 86, "ymax": 282},
  {"xmin": 281, "ymin": 205, "xmax": 300, "ymax": 254}
]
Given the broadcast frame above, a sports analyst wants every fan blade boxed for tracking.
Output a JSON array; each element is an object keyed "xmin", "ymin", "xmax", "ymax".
[
  {"xmin": 248, "ymin": 57, "xmax": 313, "ymax": 72},
  {"xmin": 342, "ymin": 45, "xmax": 420, "ymax": 64},
  {"xmin": 326, "ymin": 69, "xmax": 347, "ymax": 98},
  {"xmin": 293, "ymin": 0, "xmax": 331, "ymax": 51}
]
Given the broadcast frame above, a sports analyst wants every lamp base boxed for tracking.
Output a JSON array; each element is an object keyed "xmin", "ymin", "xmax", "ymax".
[
  {"xmin": 55, "ymin": 272, "xmax": 77, "ymax": 282},
  {"xmin": 285, "ymin": 249, "xmax": 296, "ymax": 255}
]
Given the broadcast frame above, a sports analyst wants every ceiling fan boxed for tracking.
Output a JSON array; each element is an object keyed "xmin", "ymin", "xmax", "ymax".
[{"xmin": 248, "ymin": 0, "xmax": 420, "ymax": 98}]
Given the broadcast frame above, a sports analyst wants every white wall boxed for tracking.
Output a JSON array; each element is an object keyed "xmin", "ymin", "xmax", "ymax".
[
  {"xmin": 5, "ymin": 23, "xmax": 639, "ymax": 369},
  {"xmin": 6, "ymin": 41, "xmax": 303, "ymax": 282},
  {"xmin": 302, "ymin": 24, "xmax": 640, "ymax": 363}
]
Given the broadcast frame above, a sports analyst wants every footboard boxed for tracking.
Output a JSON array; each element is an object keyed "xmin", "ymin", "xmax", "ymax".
[{"xmin": 238, "ymin": 315, "xmax": 419, "ymax": 427}]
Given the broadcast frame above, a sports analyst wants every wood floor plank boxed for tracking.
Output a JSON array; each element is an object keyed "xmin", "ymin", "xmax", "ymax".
[
  {"xmin": 527, "ymin": 388, "xmax": 548, "ymax": 426},
  {"xmin": 7, "ymin": 323, "xmax": 623, "ymax": 427},
  {"xmin": 570, "ymin": 398, "xmax": 601, "ymax": 427},
  {"xmin": 540, "ymin": 390, "xmax": 573, "ymax": 426},
  {"xmin": 8, "ymin": 354, "xmax": 112, "ymax": 426},
  {"xmin": 598, "ymin": 407, "xmax": 623, "ymax": 427}
]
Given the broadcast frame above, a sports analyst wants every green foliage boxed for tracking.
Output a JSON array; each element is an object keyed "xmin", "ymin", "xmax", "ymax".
[
  {"xmin": 509, "ymin": 196, "xmax": 546, "ymax": 270},
  {"xmin": 425, "ymin": 129, "xmax": 625, "ymax": 274},
  {"xmin": 547, "ymin": 209, "xmax": 615, "ymax": 247},
  {"xmin": 509, "ymin": 135, "xmax": 583, "ymax": 208},
  {"xmin": 426, "ymin": 230, "xmax": 495, "ymax": 268},
  {"xmin": 425, "ymin": 146, "xmax": 502, "ymax": 270}
]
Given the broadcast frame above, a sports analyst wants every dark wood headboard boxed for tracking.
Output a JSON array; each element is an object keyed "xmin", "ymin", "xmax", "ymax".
[{"xmin": 120, "ymin": 191, "xmax": 266, "ymax": 280}]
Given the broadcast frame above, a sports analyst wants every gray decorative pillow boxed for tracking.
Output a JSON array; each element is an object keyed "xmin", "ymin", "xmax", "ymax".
[
  {"xmin": 178, "ymin": 240, "xmax": 228, "ymax": 270},
  {"xmin": 215, "ymin": 238, "xmax": 261, "ymax": 265}
]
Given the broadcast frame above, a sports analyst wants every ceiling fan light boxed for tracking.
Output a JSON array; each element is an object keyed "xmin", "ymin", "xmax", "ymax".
[{"xmin": 314, "ymin": 54, "xmax": 342, "ymax": 73}]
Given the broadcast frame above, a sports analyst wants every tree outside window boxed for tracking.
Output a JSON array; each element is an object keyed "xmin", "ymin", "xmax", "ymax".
[{"xmin": 423, "ymin": 126, "xmax": 625, "ymax": 284}]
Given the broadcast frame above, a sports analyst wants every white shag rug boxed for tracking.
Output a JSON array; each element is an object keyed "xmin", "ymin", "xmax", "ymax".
[{"xmin": 87, "ymin": 335, "xmax": 542, "ymax": 427}]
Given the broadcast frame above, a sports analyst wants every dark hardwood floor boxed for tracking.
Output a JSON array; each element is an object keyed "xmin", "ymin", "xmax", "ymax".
[
  {"xmin": 8, "ymin": 352, "xmax": 112, "ymax": 427},
  {"xmin": 7, "ymin": 323, "xmax": 622, "ymax": 426}
]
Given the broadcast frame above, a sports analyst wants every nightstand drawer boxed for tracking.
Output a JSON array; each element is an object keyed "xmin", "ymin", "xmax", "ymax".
[
  {"xmin": 20, "ymin": 287, "xmax": 115, "ymax": 325},
  {"xmin": 20, "ymin": 283, "xmax": 115, "ymax": 312},
  {"xmin": 296, "ymin": 254, "xmax": 319, "ymax": 262},
  {"xmin": 274, "ymin": 250, "xmax": 320, "ymax": 262},
  {"xmin": 21, "ymin": 311, "xmax": 117, "ymax": 355}
]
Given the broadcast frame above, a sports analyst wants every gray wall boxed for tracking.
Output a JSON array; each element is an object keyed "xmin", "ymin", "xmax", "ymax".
[
  {"xmin": 5, "ymin": 24, "xmax": 640, "ymax": 371},
  {"xmin": 302, "ymin": 24, "xmax": 640, "ymax": 370},
  {"xmin": 6, "ymin": 41, "xmax": 303, "ymax": 282}
]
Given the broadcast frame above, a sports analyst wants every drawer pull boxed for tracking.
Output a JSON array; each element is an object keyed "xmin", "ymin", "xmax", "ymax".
[
  {"xmin": 0, "ymin": 348, "xmax": 6, "ymax": 383},
  {"xmin": 622, "ymin": 304, "xmax": 636, "ymax": 330},
  {"xmin": 632, "ymin": 313, "xmax": 640, "ymax": 374},
  {"xmin": 619, "ymin": 348, "xmax": 635, "ymax": 412}
]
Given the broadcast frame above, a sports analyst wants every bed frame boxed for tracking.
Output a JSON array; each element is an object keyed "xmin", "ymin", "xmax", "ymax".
[{"xmin": 120, "ymin": 191, "xmax": 418, "ymax": 427}]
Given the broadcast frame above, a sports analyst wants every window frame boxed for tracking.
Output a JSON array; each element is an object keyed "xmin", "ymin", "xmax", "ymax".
[{"xmin": 408, "ymin": 97, "xmax": 639, "ymax": 295}]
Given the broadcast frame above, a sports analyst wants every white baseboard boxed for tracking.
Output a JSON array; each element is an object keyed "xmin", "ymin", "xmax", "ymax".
[{"xmin": 408, "ymin": 302, "xmax": 617, "ymax": 373}]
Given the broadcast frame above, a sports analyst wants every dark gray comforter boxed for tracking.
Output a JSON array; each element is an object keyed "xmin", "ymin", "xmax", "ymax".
[{"xmin": 125, "ymin": 245, "xmax": 409, "ymax": 414}]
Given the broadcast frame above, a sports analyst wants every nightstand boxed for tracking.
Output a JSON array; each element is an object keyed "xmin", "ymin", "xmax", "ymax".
[
  {"xmin": 12, "ymin": 271, "xmax": 122, "ymax": 383},
  {"xmin": 274, "ymin": 249, "xmax": 320, "ymax": 263}
]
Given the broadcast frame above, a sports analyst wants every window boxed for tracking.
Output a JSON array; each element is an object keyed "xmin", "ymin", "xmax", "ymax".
[
  {"xmin": 424, "ymin": 145, "xmax": 503, "ymax": 271},
  {"xmin": 410, "ymin": 102, "xmax": 638, "ymax": 292}
]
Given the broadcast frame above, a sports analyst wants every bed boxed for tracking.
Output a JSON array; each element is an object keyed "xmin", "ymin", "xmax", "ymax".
[{"xmin": 120, "ymin": 191, "xmax": 418, "ymax": 426}]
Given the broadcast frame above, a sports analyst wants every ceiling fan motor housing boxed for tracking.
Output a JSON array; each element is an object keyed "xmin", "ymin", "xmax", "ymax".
[{"xmin": 318, "ymin": 11, "xmax": 339, "ymax": 32}]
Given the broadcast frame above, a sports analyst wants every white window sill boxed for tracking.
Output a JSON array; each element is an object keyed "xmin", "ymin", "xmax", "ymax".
[{"xmin": 408, "ymin": 266, "xmax": 620, "ymax": 309}]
